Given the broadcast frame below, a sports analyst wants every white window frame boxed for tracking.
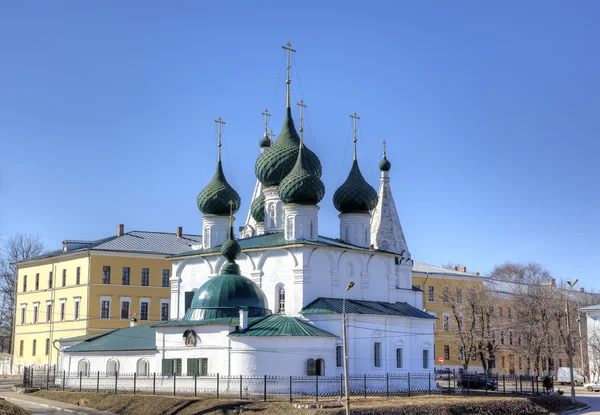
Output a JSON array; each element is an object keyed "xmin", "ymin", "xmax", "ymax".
[
  {"xmin": 46, "ymin": 300, "xmax": 52, "ymax": 323},
  {"xmin": 442, "ymin": 313, "xmax": 450, "ymax": 332},
  {"xmin": 160, "ymin": 299, "xmax": 170, "ymax": 321},
  {"xmin": 100, "ymin": 296, "xmax": 112, "ymax": 320},
  {"xmin": 20, "ymin": 304, "xmax": 26, "ymax": 325},
  {"xmin": 59, "ymin": 298, "xmax": 67, "ymax": 321},
  {"xmin": 73, "ymin": 297, "xmax": 81, "ymax": 320},
  {"xmin": 120, "ymin": 297, "xmax": 132, "ymax": 320},
  {"xmin": 32, "ymin": 302, "xmax": 39, "ymax": 324},
  {"xmin": 373, "ymin": 341, "xmax": 382, "ymax": 368}
]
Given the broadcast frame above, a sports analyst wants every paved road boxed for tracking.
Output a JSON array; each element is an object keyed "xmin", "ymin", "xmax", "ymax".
[{"xmin": 575, "ymin": 388, "xmax": 600, "ymax": 414}]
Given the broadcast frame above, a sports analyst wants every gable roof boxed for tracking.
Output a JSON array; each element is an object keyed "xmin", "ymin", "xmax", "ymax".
[
  {"xmin": 412, "ymin": 262, "xmax": 473, "ymax": 277},
  {"xmin": 301, "ymin": 297, "xmax": 435, "ymax": 319},
  {"xmin": 229, "ymin": 314, "xmax": 336, "ymax": 337},
  {"xmin": 64, "ymin": 325, "xmax": 156, "ymax": 353},
  {"xmin": 59, "ymin": 330, "xmax": 116, "ymax": 343},
  {"xmin": 170, "ymin": 232, "xmax": 396, "ymax": 259}
]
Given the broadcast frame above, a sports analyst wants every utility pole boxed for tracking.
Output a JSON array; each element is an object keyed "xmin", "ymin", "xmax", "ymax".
[
  {"xmin": 342, "ymin": 281, "xmax": 354, "ymax": 415},
  {"xmin": 566, "ymin": 279, "xmax": 579, "ymax": 403}
]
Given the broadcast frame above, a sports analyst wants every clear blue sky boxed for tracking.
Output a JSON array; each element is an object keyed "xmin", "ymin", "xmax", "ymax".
[{"xmin": 1, "ymin": 1, "xmax": 598, "ymax": 288}]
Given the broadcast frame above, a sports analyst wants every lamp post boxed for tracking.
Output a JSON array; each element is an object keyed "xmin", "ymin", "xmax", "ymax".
[
  {"xmin": 342, "ymin": 281, "xmax": 354, "ymax": 415},
  {"xmin": 566, "ymin": 279, "xmax": 579, "ymax": 403}
]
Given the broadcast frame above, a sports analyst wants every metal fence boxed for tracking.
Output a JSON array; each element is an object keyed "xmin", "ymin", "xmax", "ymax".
[{"xmin": 23, "ymin": 367, "xmax": 550, "ymax": 402}]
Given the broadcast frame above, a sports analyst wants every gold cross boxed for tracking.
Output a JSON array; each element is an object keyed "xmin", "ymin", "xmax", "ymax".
[
  {"xmin": 297, "ymin": 100, "xmax": 307, "ymax": 136},
  {"xmin": 262, "ymin": 108, "xmax": 271, "ymax": 132},
  {"xmin": 268, "ymin": 129, "xmax": 275, "ymax": 140},
  {"xmin": 282, "ymin": 42, "xmax": 296, "ymax": 108},
  {"xmin": 228, "ymin": 200, "xmax": 234, "ymax": 228},
  {"xmin": 214, "ymin": 117, "xmax": 226, "ymax": 161},
  {"xmin": 383, "ymin": 140, "xmax": 387, "ymax": 156},
  {"xmin": 350, "ymin": 112, "xmax": 361, "ymax": 160}
]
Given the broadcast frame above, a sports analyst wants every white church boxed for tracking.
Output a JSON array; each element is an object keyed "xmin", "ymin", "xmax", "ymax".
[{"xmin": 57, "ymin": 45, "xmax": 435, "ymax": 382}]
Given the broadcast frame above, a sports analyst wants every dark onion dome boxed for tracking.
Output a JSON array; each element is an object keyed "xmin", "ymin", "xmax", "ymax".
[
  {"xmin": 255, "ymin": 108, "xmax": 322, "ymax": 187},
  {"xmin": 279, "ymin": 144, "xmax": 325, "ymax": 205},
  {"xmin": 184, "ymin": 225, "xmax": 271, "ymax": 321},
  {"xmin": 258, "ymin": 131, "xmax": 271, "ymax": 148},
  {"xmin": 379, "ymin": 153, "xmax": 391, "ymax": 171},
  {"xmin": 333, "ymin": 160, "xmax": 378, "ymax": 214},
  {"xmin": 197, "ymin": 160, "xmax": 241, "ymax": 216},
  {"xmin": 250, "ymin": 193, "xmax": 265, "ymax": 223}
]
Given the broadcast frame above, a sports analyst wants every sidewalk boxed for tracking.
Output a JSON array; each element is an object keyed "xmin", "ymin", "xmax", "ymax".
[{"xmin": 0, "ymin": 392, "xmax": 114, "ymax": 415}]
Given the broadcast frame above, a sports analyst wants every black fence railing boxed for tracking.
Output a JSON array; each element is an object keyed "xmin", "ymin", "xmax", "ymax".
[{"xmin": 23, "ymin": 367, "xmax": 551, "ymax": 402}]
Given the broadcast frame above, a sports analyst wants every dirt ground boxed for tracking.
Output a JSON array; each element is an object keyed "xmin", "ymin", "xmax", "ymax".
[
  {"xmin": 31, "ymin": 390, "xmax": 586, "ymax": 415},
  {"xmin": 0, "ymin": 397, "xmax": 31, "ymax": 415}
]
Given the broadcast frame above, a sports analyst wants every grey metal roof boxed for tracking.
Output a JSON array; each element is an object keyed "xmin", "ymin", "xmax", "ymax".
[
  {"xmin": 301, "ymin": 297, "xmax": 435, "ymax": 319},
  {"xmin": 412, "ymin": 261, "xmax": 473, "ymax": 277},
  {"xmin": 581, "ymin": 304, "xmax": 600, "ymax": 312}
]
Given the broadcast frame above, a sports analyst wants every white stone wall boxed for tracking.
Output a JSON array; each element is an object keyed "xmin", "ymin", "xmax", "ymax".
[
  {"xmin": 339, "ymin": 213, "xmax": 371, "ymax": 248},
  {"xmin": 587, "ymin": 311, "xmax": 600, "ymax": 381},
  {"xmin": 201, "ymin": 215, "xmax": 231, "ymax": 249},
  {"xmin": 283, "ymin": 204, "xmax": 319, "ymax": 242}
]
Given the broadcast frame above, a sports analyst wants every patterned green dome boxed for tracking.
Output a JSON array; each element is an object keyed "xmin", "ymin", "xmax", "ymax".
[
  {"xmin": 197, "ymin": 160, "xmax": 241, "ymax": 216},
  {"xmin": 250, "ymin": 193, "xmax": 265, "ymax": 223},
  {"xmin": 333, "ymin": 160, "xmax": 378, "ymax": 214},
  {"xmin": 379, "ymin": 154, "xmax": 391, "ymax": 171},
  {"xmin": 255, "ymin": 108, "xmax": 322, "ymax": 187},
  {"xmin": 258, "ymin": 131, "xmax": 271, "ymax": 148},
  {"xmin": 184, "ymin": 225, "xmax": 271, "ymax": 321},
  {"xmin": 279, "ymin": 145, "xmax": 325, "ymax": 205}
]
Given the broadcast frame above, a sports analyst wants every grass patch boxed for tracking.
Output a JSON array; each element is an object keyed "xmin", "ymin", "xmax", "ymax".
[
  {"xmin": 0, "ymin": 398, "xmax": 31, "ymax": 415},
  {"xmin": 31, "ymin": 391, "xmax": 587, "ymax": 415}
]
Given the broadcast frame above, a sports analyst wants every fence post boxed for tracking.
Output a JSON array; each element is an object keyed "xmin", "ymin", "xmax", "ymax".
[
  {"xmin": 408, "ymin": 372, "xmax": 411, "ymax": 397},
  {"xmin": 387, "ymin": 373, "xmax": 390, "ymax": 397},
  {"xmin": 173, "ymin": 371, "xmax": 176, "ymax": 396},
  {"xmin": 289, "ymin": 376, "xmax": 292, "ymax": 403},
  {"xmin": 153, "ymin": 372, "xmax": 156, "ymax": 395},
  {"xmin": 484, "ymin": 371, "xmax": 488, "ymax": 395},
  {"xmin": 316, "ymin": 375, "xmax": 319, "ymax": 402},
  {"xmin": 340, "ymin": 373, "xmax": 343, "ymax": 398},
  {"xmin": 519, "ymin": 375, "xmax": 522, "ymax": 394},
  {"xmin": 96, "ymin": 371, "xmax": 99, "ymax": 393},
  {"xmin": 47, "ymin": 366, "xmax": 50, "ymax": 390},
  {"xmin": 133, "ymin": 372, "xmax": 137, "ymax": 395},
  {"xmin": 62, "ymin": 371, "xmax": 65, "ymax": 391},
  {"xmin": 536, "ymin": 377, "xmax": 539, "ymax": 395},
  {"xmin": 264, "ymin": 375, "xmax": 267, "ymax": 402},
  {"xmin": 194, "ymin": 373, "xmax": 197, "ymax": 397},
  {"xmin": 239, "ymin": 375, "xmax": 243, "ymax": 400},
  {"xmin": 216, "ymin": 373, "xmax": 219, "ymax": 399},
  {"xmin": 363, "ymin": 374, "xmax": 367, "ymax": 399},
  {"xmin": 448, "ymin": 371, "xmax": 451, "ymax": 394},
  {"xmin": 531, "ymin": 376, "xmax": 534, "ymax": 395},
  {"xmin": 115, "ymin": 372, "xmax": 118, "ymax": 395},
  {"xmin": 79, "ymin": 371, "xmax": 82, "ymax": 392}
]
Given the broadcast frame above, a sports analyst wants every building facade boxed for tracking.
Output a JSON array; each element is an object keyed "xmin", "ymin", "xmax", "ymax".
[{"xmin": 13, "ymin": 226, "xmax": 201, "ymax": 373}]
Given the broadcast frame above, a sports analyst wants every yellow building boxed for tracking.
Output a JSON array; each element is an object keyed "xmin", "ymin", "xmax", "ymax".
[
  {"xmin": 13, "ymin": 225, "xmax": 201, "ymax": 373},
  {"xmin": 412, "ymin": 262, "xmax": 485, "ymax": 372}
]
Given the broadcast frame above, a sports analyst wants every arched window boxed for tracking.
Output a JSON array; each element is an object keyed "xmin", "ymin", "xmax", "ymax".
[
  {"xmin": 364, "ymin": 227, "xmax": 369, "ymax": 245},
  {"xmin": 309, "ymin": 221, "xmax": 314, "ymax": 240},
  {"xmin": 183, "ymin": 329, "xmax": 197, "ymax": 347},
  {"xmin": 316, "ymin": 358, "xmax": 325, "ymax": 376},
  {"xmin": 137, "ymin": 359, "xmax": 149, "ymax": 376},
  {"xmin": 307, "ymin": 358, "xmax": 316, "ymax": 376},
  {"xmin": 268, "ymin": 204, "xmax": 275, "ymax": 228},
  {"xmin": 107, "ymin": 359, "xmax": 119, "ymax": 376},
  {"xmin": 347, "ymin": 262, "xmax": 354, "ymax": 277},
  {"xmin": 278, "ymin": 286, "xmax": 285, "ymax": 314},
  {"xmin": 77, "ymin": 360, "xmax": 89, "ymax": 376},
  {"xmin": 286, "ymin": 217, "xmax": 294, "ymax": 239},
  {"xmin": 344, "ymin": 226, "xmax": 349, "ymax": 241}
]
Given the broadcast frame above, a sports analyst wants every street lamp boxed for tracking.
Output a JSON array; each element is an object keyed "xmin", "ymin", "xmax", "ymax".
[
  {"xmin": 342, "ymin": 281, "xmax": 354, "ymax": 415},
  {"xmin": 566, "ymin": 279, "xmax": 579, "ymax": 403}
]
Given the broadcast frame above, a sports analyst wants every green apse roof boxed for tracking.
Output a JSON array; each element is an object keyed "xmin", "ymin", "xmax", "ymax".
[
  {"xmin": 279, "ymin": 144, "xmax": 325, "ymax": 205},
  {"xmin": 379, "ymin": 153, "xmax": 391, "ymax": 171},
  {"xmin": 333, "ymin": 159, "xmax": 378, "ymax": 214},
  {"xmin": 255, "ymin": 107, "xmax": 322, "ymax": 187},
  {"xmin": 229, "ymin": 314, "xmax": 336, "ymax": 337},
  {"xmin": 250, "ymin": 193, "xmax": 265, "ymax": 223},
  {"xmin": 197, "ymin": 160, "xmax": 241, "ymax": 216},
  {"xmin": 185, "ymin": 225, "xmax": 271, "ymax": 321}
]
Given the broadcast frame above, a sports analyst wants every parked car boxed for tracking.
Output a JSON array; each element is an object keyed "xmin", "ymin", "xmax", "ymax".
[
  {"xmin": 584, "ymin": 380, "xmax": 600, "ymax": 392},
  {"xmin": 557, "ymin": 367, "xmax": 585, "ymax": 386},
  {"xmin": 457, "ymin": 374, "xmax": 498, "ymax": 390}
]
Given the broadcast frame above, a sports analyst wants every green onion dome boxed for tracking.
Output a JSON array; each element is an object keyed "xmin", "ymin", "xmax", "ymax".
[
  {"xmin": 184, "ymin": 225, "xmax": 271, "ymax": 321},
  {"xmin": 197, "ymin": 160, "xmax": 241, "ymax": 216},
  {"xmin": 258, "ymin": 131, "xmax": 271, "ymax": 148},
  {"xmin": 279, "ymin": 144, "xmax": 325, "ymax": 205},
  {"xmin": 250, "ymin": 193, "xmax": 265, "ymax": 223},
  {"xmin": 379, "ymin": 153, "xmax": 391, "ymax": 171},
  {"xmin": 333, "ymin": 160, "xmax": 378, "ymax": 214},
  {"xmin": 255, "ymin": 108, "xmax": 322, "ymax": 187}
]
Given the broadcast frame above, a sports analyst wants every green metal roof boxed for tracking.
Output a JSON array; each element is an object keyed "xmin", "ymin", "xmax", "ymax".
[
  {"xmin": 333, "ymin": 159, "xmax": 378, "ymax": 214},
  {"xmin": 170, "ymin": 232, "xmax": 396, "ymax": 259},
  {"xmin": 229, "ymin": 314, "xmax": 336, "ymax": 337},
  {"xmin": 153, "ymin": 316, "xmax": 265, "ymax": 327},
  {"xmin": 197, "ymin": 160, "xmax": 241, "ymax": 216},
  {"xmin": 255, "ymin": 107, "xmax": 322, "ymax": 187},
  {"xmin": 250, "ymin": 193, "xmax": 265, "ymax": 223},
  {"xmin": 64, "ymin": 325, "xmax": 156, "ymax": 353},
  {"xmin": 379, "ymin": 153, "xmax": 391, "ymax": 171},
  {"xmin": 301, "ymin": 297, "xmax": 435, "ymax": 319},
  {"xmin": 59, "ymin": 330, "xmax": 116, "ymax": 343},
  {"xmin": 279, "ymin": 144, "xmax": 325, "ymax": 205}
]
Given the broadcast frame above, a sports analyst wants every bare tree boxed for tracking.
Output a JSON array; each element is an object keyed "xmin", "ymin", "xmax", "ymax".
[
  {"xmin": 0, "ymin": 234, "xmax": 44, "ymax": 353},
  {"xmin": 489, "ymin": 262, "xmax": 551, "ymax": 284},
  {"xmin": 441, "ymin": 262, "xmax": 464, "ymax": 271}
]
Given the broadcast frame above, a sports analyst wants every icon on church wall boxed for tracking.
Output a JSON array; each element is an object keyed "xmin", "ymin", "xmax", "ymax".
[{"xmin": 183, "ymin": 329, "xmax": 197, "ymax": 347}]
